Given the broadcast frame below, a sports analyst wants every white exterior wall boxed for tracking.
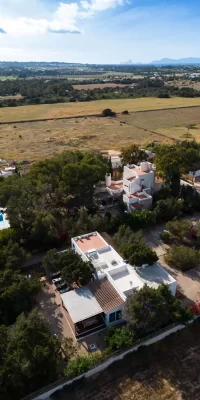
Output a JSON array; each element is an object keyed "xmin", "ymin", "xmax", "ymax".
[
  {"xmin": 189, "ymin": 170, "xmax": 200, "ymax": 178},
  {"xmin": 154, "ymin": 182, "xmax": 165, "ymax": 192},
  {"xmin": 169, "ymin": 280, "xmax": 177, "ymax": 296},
  {"xmin": 141, "ymin": 171, "xmax": 155, "ymax": 188},
  {"xmin": 104, "ymin": 305, "xmax": 124, "ymax": 326}
]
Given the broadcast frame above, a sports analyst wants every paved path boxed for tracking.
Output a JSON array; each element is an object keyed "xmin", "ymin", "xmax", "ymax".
[{"xmin": 144, "ymin": 216, "xmax": 200, "ymax": 305}]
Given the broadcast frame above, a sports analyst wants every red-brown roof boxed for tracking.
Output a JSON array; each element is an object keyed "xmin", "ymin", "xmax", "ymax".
[
  {"xmin": 75, "ymin": 234, "xmax": 106, "ymax": 253},
  {"xmin": 89, "ymin": 277, "xmax": 124, "ymax": 313}
]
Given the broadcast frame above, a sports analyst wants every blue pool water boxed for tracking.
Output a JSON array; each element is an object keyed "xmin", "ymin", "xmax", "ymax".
[{"xmin": 0, "ymin": 211, "xmax": 9, "ymax": 230}]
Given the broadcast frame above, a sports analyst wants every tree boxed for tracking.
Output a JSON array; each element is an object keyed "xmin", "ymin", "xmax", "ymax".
[
  {"xmin": 43, "ymin": 248, "xmax": 95, "ymax": 286},
  {"xmin": 104, "ymin": 326, "xmax": 134, "ymax": 351},
  {"xmin": 122, "ymin": 243, "xmax": 158, "ymax": 266},
  {"xmin": 114, "ymin": 225, "xmax": 158, "ymax": 266},
  {"xmin": 0, "ymin": 311, "xmax": 61, "ymax": 400},
  {"xmin": 165, "ymin": 245, "xmax": 200, "ymax": 272},
  {"xmin": 124, "ymin": 284, "xmax": 191, "ymax": 336},
  {"xmin": 64, "ymin": 353, "xmax": 102, "ymax": 377},
  {"xmin": 102, "ymin": 108, "xmax": 116, "ymax": 117},
  {"xmin": 121, "ymin": 144, "xmax": 148, "ymax": 165},
  {"xmin": 165, "ymin": 219, "xmax": 191, "ymax": 243},
  {"xmin": 0, "ymin": 240, "xmax": 29, "ymax": 270},
  {"xmin": 42, "ymin": 248, "xmax": 57, "ymax": 280},
  {"xmin": 154, "ymin": 198, "xmax": 184, "ymax": 222},
  {"xmin": 0, "ymin": 269, "xmax": 41, "ymax": 325},
  {"xmin": 154, "ymin": 144, "xmax": 182, "ymax": 197}
]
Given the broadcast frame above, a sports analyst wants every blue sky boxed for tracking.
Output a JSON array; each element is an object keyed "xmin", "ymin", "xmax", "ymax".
[{"xmin": 0, "ymin": 0, "xmax": 199, "ymax": 63}]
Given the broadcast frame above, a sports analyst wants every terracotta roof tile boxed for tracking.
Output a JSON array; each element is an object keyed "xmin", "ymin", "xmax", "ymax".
[{"xmin": 89, "ymin": 278, "xmax": 124, "ymax": 313}]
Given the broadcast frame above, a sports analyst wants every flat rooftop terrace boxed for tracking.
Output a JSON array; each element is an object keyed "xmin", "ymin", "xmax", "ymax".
[
  {"xmin": 74, "ymin": 233, "xmax": 107, "ymax": 253},
  {"xmin": 135, "ymin": 263, "xmax": 176, "ymax": 288}
]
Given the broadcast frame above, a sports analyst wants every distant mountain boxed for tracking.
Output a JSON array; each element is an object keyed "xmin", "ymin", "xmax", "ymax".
[{"xmin": 150, "ymin": 57, "xmax": 200, "ymax": 65}]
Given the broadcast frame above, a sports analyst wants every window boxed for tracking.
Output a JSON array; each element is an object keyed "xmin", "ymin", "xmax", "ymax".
[
  {"xmin": 116, "ymin": 310, "xmax": 122, "ymax": 320},
  {"xmin": 109, "ymin": 312, "xmax": 116, "ymax": 323}
]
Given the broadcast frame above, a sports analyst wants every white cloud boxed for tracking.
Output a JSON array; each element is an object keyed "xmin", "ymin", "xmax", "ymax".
[
  {"xmin": 90, "ymin": 0, "xmax": 125, "ymax": 12},
  {"xmin": 0, "ymin": 0, "xmax": 127, "ymax": 36}
]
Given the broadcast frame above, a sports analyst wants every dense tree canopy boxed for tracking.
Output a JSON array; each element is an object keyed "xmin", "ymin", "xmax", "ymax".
[
  {"xmin": 165, "ymin": 245, "xmax": 200, "ymax": 272},
  {"xmin": 154, "ymin": 141, "xmax": 200, "ymax": 196},
  {"xmin": 42, "ymin": 248, "xmax": 95, "ymax": 286},
  {"xmin": 0, "ymin": 151, "xmax": 108, "ymax": 246},
  {"xmin": 0, "ymin": 311, "xmax": 61, "ymax": 400},
  {"xmin": 121, "ymin": 144, "xmax": 148, "ymax": 165},
  {"xmin": 114, "ymin": 226, "xmax": 158, "ymax": 266},
  {"xmin": 0, "ymin": 269, "xmax": 41, "ymax": 325},
  {"xmin": 124, "ymin": 284, "xmax": 191, "ymax": 335}
]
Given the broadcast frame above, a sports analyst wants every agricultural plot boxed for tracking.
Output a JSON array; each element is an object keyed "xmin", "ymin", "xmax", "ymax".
[
  {"xmin": 119, "ymin": 106, "xmax": 200, "ymax": 141},
  {"xmin": 2, "ymin": 105, "xmax": 200, "ymax": 161},
  {"xmin": 0, "ymin": 116, "xmax": 168, "ymax": 161},
  {"xmin": 1, "ymin": 97, "xmax": 200, "ymax": 123},
  {"xmin": 51, "ymin": 324, "xmax": 200, "ymax": 400}
]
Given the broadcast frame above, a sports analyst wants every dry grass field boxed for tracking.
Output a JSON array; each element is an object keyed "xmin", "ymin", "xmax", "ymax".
[
  {"xmin": 119, "ymin": 106, "xmax": 200, "ymax": 141},
  {"xmin": 73, "ymin": 83, "xmax": 128, "ymax": 90},
  {"xmin": 51, "ymin": 324, "xmax": 200, "ymax": 400},
  {"xmin": 1, "ymin": 97, "xmax": 200, "ymax": 123},
  {"xmin": 166, "ymin": 80, "xmax": 200, "ymax": 90},
  {"xmin": 0, "ymin": 116, "xmax": 168, "ymax": 161},
  {"xmin": 2, "ymin": 105, "xmax": 200, "ymax": 161}
]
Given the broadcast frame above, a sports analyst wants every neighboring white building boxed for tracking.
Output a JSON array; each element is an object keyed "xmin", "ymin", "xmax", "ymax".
[
  {"xmin": 111, "ymin": 156, "xmax": 122, "ymax": 169},
  {"xmin": 0, "ymin": 167, "xmax": 16, "ymax": 178},
  {"xmin": 66, "ymin": 231, "xmax": 177, "ymax": 337},
  {"xmin": 102, "ymin": 162, "xmax": 164, "ymax": 212}
]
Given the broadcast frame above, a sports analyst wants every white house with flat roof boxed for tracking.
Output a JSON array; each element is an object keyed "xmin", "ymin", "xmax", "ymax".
[
  {"xmin": 97, "ymin": 162, "xmax": 165, "ymax": 213},
  {"xmin": 67, "ymin": 231, "xmax": 177, "ymax": 337}
]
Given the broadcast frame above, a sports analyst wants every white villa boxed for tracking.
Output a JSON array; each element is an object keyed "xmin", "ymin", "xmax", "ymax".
[
  {"xmin": 0, "ymin": 167, "xmax": 16, "ymax": 178},
  {"xmin": 61, "ymin": 231, "xmax": 176, "ymax": 338},
  {"xmin": 97, "ymin": 161, "xmax": 164, "ymax": 212}
]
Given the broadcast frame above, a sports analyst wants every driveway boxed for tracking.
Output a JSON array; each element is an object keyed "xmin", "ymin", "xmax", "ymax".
[{"xmin": 144, "ymin": 219, "xmax": 200, "ymax": 305}]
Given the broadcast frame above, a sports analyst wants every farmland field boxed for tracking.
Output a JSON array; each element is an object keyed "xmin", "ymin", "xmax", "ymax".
[
  {"xmin": 1, "ymin": 97, "xmax": 200, "ymax": 123},
  {"xmin": 50, "ymin": 323, "xmax": 200, "ymax": 400},
  {"xmin": 73, "ymin": 83, "xmax": 128, "ymax": 90},
  {"xmin": 2, "ymin": 104, "xmax": 200, "ymax": 161}
]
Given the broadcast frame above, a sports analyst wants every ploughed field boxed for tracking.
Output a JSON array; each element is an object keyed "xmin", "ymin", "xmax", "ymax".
[
  {"xmin": 50, "ymin": 323, "xmax": 200, "ymax": 400},
  {"xmin": 2, "ymin": 99, "xmax": 200, "ymax": 161}
]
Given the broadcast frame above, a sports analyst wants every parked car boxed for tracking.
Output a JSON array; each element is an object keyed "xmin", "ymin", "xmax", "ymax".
[
  {"xmin": 52, "ymin": 277, "xmax": 62, "ymax": 284},
  {"xmin": 51, "ymin": 271, "xmax": 61, "ymax": 279},
  {"xmin": 56, "ymin": 281, "xmax": 67, "ymax": 290},
  {"xmin": 59, "ymin": 286, "xmax": 72, "ymax": 294}
]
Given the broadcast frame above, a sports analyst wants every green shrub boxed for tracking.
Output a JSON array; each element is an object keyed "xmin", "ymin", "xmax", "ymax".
[
  {"xmin": 104, "ymin": 326, "xmax": 135, "ymax": 351},
  {"xmin": 165, "ymin": 245, "xmax": 200, "ymax": 271},
  {"xmin": 64, "ymin": 353, "xmax": 103, "ymax": 377}
]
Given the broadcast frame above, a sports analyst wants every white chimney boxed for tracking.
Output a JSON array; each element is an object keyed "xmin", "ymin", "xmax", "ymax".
[{"xmin": 105, "ymin": 173, "xmax": 111, "ymax": 187}]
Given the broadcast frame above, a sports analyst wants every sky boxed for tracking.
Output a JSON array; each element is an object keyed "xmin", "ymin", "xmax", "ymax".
[{"xmin": 0, "ymin": 0, "xmax": 199, "ymax": 63}]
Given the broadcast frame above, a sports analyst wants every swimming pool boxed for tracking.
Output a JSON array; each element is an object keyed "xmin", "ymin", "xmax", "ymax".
[{"xmin": 0, "ymin": 210, "xmax": 10, "ymax": 230}]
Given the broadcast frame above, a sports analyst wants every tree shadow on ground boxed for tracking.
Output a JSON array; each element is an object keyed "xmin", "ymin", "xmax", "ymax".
[{"xmin": 36, "ymin": 285, "xmax": 64, "ymax": 340}]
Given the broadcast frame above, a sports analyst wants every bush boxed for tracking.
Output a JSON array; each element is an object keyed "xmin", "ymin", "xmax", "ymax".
[
  {"xmin": 165, "ymin": 245, "xmax": 200, "ymax": 271},
  {"xmin": 64, "ymin": 353, "xmax": 103, "ymax": 377},
  {"xmin": 102, "ymin": 108, "xmax": 116, "ymax": 117},
  {"xmin": 122, "ymin": 110, "xmax": 129, "ymax": 114},
  {"xmin": 104, "ymin": 326, "xmax": 135, "ymax": 351},
  {"xmin": 154, "ymin": 198, "xmax": 184, "ymax": 222}
]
